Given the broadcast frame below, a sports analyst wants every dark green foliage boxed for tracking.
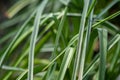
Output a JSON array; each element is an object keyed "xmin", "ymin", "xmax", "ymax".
[{"xmin": 0, "ymin": 0, "xmax": 120, "ymax": 80}]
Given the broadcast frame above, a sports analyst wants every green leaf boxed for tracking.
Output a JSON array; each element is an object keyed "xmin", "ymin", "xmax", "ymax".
[
  {"xmin": 98, "ymin": 28, "xmax": 108, "ymax": 80},
  {"xmin": 72, "ymin": 0, "xmax": 90, "ymax": 80},
  {"xmin": 57, "ymin": 47, "xmax": 75, "ymax": 80},
  {"xmin": 28, "ymin": 0, "xmax": 48, "ymax": 80}
]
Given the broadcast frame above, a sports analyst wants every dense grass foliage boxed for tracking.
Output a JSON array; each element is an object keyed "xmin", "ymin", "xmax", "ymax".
[{"xmin": 0, "ymin": 0, "xmax": 120, "ymax": 80}]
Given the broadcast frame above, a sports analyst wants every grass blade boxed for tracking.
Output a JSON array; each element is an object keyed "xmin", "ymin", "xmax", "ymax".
[
  {"xmin": 57, "ymin": 47, "xmax": 75, "ymax": 80},
  {"xmin": 72, "ymin": 0, "xmax": 90, "ymax": 80},
  {"xmin": 28, "ymin": 0, "xmax": 48, "ymax": 80},
  {"xmin": 78, "ymin": 2, "xmax": 94, "ymax": 80},
  {"xmin": 98, "ymin": 28, "xmax": 108, "ymax": 80}
]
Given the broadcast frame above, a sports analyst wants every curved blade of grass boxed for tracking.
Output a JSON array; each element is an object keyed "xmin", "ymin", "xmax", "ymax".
[
  {"xmin": 98, "ymin": 28, "xmax": 107, "ymax": 80},
  {"xmin": 57, "ymin": 47, "xmax": 75, "ymax": 80},
  {"xmin": 71, "ymin": 0, "xmax": 90, "ymax": 80},
  {"xmin": 0, "ymin": 11, "xmax": 36, "ymax": 67},
  {"xmin": 28, "ymin": 0, "xmax": 48, "ymax": 80}
]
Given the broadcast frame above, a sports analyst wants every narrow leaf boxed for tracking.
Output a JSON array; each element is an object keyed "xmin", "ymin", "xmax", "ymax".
[
  {"xmin": 28, "ymin": 0, "xmax": 48, "ymax": 80},
  {"xmin": 98, "ymin": 28, "xmax": 108, "ymax": 80}
]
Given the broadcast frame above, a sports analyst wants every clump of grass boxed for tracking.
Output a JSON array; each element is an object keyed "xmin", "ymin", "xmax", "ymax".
[{"xmin": 0, "ymin": 0, "xmax": 120, "ymax": 80}]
